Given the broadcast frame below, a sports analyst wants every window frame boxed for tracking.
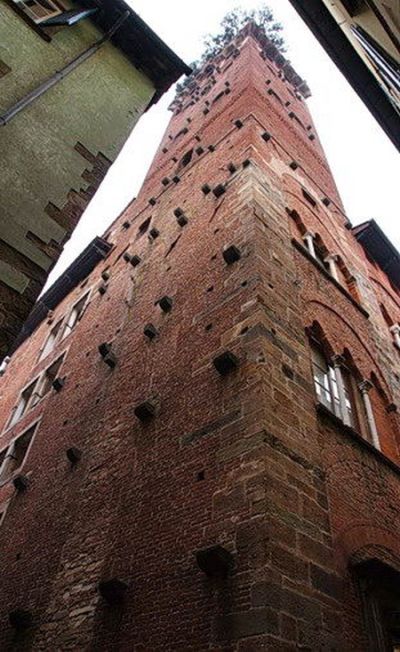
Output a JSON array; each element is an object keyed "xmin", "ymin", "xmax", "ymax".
[
  {"xmin": 12, "ymin": 0, "xmax": 63, "ymax": 23},
  {"xmin": 6, "ymin": 377, "xmax": 40, "ymax": 430},
  {"xmin": 0, "ymin": 420, "xmax": 39, "ymax": 487},
  {"xmin": 61, "ymin": 291, "xmax": 90, "ymax": 341},
  {"xmin": 4, "ymin": 351, "xmax": 67, "ymax": 432},
  {"xmin": 30, "ymin": 353, "xmax": 66, "ymax": 407},
  {"xmin": 39, "ymin": 317, "xmax": 64, "ymax": 362},
  {"xmin": 310, "ymin": 342, "xmax": 370, "ymax": 439}
]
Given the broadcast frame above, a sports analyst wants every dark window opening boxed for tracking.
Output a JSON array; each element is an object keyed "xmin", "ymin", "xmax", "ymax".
[
  {"xmin": 289, "ymin": 111, "xmax": 306, "ymax": 130},
  {"xmin": 355, "ymin": 559, "xmax": 400, "ymax": 651},
  {"xmin": 165, "ymin": 235, "xmax": 181, "ymax": 258},
  {"xmin": 137, "ymin": 217, "xmax": 151, "ymax": 238},
  {"xmin": 212, "ymin": 91, "xmax": 225, "ymax": 104},
  {"xmin": 178, "ymin": 149, "xmax": 193, "ymax": 170},
  {"xmin": 174, "ymin": 126, "xmax": 189, "ymax": 140},
  {"xmin": 380, "ymin": 304, "xmax": 394, "ymax": 328},
  {"xmin": 302, "ymin": 188, "xmax": 317, "ymax": 208},
  {"xmin": 267, "ymin": 88, "xmax": 283, "ymax": 104}
]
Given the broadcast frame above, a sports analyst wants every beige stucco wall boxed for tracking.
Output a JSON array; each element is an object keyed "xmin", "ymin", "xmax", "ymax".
[
  {"xmin": 0, "ymin": 3, "xmax": 156, "ymax": 355},
  {"xmin": 0, "ymin": 3, "xmax": 155, "ymax": 271}
]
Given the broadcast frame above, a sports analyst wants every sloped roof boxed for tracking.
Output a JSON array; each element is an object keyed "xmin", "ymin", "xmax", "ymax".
[
  {"xmin": 11, "ymin": 237, "xmax": 112, "ymax": 353},
  {"xmin": 78, "ymin": 0, "xmax": 191, "ymax": 104},
  {"xmin": 353, "ymin": 220, "xmax": 400, "ymax": 288},
  {"xmin": 287, "ymin": 0, "xmax": 400, "ymax": 151}
]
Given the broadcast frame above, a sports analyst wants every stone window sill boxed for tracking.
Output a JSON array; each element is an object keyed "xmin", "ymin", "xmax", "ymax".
[
  {"xmin": 292, "ymin": 238, "xmax": 369, "ymax": 318},
  {"xmin": 316, "ymin": 402, "xmax": 400, "ymax": 477}
]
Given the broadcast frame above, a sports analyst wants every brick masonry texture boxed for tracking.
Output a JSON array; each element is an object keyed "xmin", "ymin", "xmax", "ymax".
[{"xmin": 0, "ymin": 24, "xmax": 399, "ymax": 651}]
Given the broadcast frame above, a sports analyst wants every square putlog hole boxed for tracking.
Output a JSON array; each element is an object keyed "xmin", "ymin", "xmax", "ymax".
[
  {"xmin": 222, "ymin": 245, "xmax": 241, "ymax": 265},
  {"xmin": 177, "ymin": 214, "xmax": 188, "ymax": 227},
  {"xmin": 134, "ymin": 400, "xmax": 156, "ymax": 422},
  {"xmin": 158, "ymin": 296, "xmax": 173, "ymax": 313},
  {"xmin": 130, "ymin": 255, "xmax": 141, "ymax": 267},
  {"xmin": 213, "ymin": 351, "xmax": 240, "ymax": 376},
  {"xmin": 144, "ymin": 323, "xmax": 158, "ymax": 340},
  {"xmin": 213, "ymin": 184, "xmax": 226, "ymax": 198},
  {"xmin": 99, "ymin": 578, "xmax": 128, "ymax": 605},
  {"xmin": 196, "ymin": 545, "xmax": 234, "ymax": 578}
]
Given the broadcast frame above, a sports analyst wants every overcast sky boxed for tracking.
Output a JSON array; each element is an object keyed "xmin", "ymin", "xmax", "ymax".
[{"xmin": 46, "ymin": 0, "xmax": 400, "ymax": 288}]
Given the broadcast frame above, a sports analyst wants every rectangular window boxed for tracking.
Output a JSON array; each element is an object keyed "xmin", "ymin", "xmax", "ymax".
[
  {"xmin": 0, "ymin": 424, "xmax": 36, "ymax": 484},
  {"xmin": 11, "ymin": 0, "xmax": 62, "ymax": 23},
  {"xmin": 31, "ymin": 355, "xmax": 65, "ymax": 407},
  {"xmin": 62, "ymin": 293, "xmax": 89, "ymax": 339},
  {"xmin": 39, "ymin": 318, "xmax": 63, "ymax": 361},
  {"xmin": 7, "ymin": 379, "xmax": 38, "ymax": 428}
]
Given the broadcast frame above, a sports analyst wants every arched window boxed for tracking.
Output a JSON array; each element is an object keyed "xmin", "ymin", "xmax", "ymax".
[
  {"xmin": 308, "ymin": 327, "xmax": 380, "ymax": 447},
  {"xmin": 379, "ymin": 305, "xmax": 400, "ymax": 348},
  {"xmin": 311, "ymin": 345, "xmax": 360, "ymax": 428}
]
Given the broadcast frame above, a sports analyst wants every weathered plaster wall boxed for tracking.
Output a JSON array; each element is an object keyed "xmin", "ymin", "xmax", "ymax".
[{"xmin": 0, "ymin": 3, "xmax": 155, "ymax": 356}]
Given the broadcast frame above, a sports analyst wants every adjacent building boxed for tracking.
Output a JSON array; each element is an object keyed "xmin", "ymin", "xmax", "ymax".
[
  {"xmin": 0, "ymin": 0, "xmax": 190, "ymax": 360},
  {"xmin": 288, "ymin": 0, "xmax": 400, "ymax": 151},
  {"xmin": 0, "ymin": 22, "xmax": 399, "ymax": 650}
]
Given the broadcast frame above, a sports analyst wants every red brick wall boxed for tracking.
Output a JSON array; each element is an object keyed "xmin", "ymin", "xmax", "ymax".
[{"xmin": 0, "ymin": 26, "xmax": 399, "ymax": 651}]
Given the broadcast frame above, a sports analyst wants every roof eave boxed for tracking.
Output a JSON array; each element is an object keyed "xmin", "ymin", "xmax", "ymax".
[{"xmin": 287, "ymin": 0, "xmax": 400, "ymax": 152}]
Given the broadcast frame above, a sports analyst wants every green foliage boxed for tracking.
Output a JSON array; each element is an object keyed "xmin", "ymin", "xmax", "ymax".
[{"xmin": 176, "ymin": 5, "xmax": 285, "ymax": 95}]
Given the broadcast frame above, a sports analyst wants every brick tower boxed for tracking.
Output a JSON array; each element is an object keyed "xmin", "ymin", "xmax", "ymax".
[{"xmin": 0, "ymin": 22, "xmax": 400, "ymax": 651}]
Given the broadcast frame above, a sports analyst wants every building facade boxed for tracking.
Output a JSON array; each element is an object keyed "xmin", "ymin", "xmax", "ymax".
[
  {"xmin": 0, "ymin": 22, "xmax": 399, "ymax": 651},
  {"xmin": 0, "ymin": 0, "xmax": 189, "ymax": 360},
  {"xmin": 288, "ymin": 0, "xmax": 400, "ymax": 151}
]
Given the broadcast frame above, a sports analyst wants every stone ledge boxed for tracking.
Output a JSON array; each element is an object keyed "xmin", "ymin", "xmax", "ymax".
[
  {"xmin": 292, "ymin": 238, "xmax": 369, "ymax": 319},
  {"xmin": 316, "ymin": 402, "xmax": 400, "ymax": 477}
]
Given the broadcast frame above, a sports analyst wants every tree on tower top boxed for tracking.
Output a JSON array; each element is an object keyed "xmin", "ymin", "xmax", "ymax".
[{"xmin": 176, "ymin": 5, "xmax": 286, "ymax": 94}]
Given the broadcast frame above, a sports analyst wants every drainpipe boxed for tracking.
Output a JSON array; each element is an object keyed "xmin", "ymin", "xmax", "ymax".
[{"xmin": 0, "ymin": 10, "xmax": 130, "ymax": 127}]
